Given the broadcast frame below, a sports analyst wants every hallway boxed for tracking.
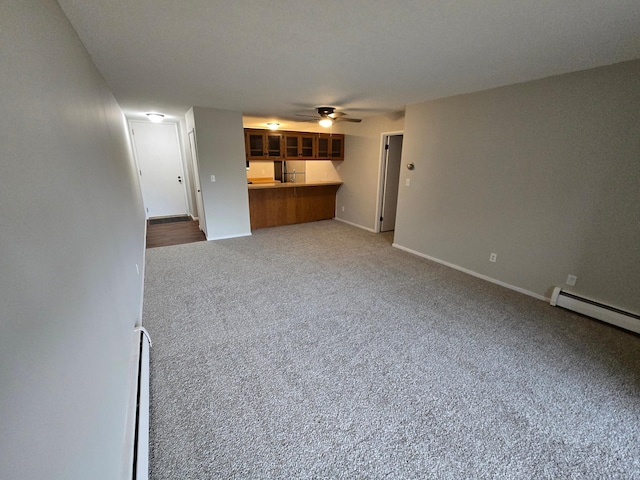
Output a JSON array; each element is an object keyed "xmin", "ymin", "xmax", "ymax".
[{"xmin": 146, "ymin": 217, "xmax": 205, "ymax": 248}]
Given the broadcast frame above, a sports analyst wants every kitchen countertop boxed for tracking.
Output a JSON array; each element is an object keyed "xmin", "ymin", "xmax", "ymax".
[{"xmin": 247, "ymin": 181, "xmax": 343, "ymax": 190}]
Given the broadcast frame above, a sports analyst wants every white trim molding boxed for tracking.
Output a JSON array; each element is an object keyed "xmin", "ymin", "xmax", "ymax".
[
  {"xmin": 392, "ymin": 243, "xmax": 547, "ymax": 302},
  {"xmin": 334, "ymin": 217, "xmax": 376, "ymax": 233}
]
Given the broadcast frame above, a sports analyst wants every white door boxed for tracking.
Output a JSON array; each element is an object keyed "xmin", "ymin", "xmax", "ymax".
[
  {"xmin": 130, "ymin": 121, "xmax": 187, "ymax": 218},
  {"xmin": 380, "ymin": 135, "xmax": 403, "ymax": 232},
  {"xmin": 188, "ymin": 129, "xmax": 207, "ymax": 234}
]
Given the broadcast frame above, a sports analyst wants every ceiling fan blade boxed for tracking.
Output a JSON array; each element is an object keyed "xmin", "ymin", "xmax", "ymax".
[
  {"xmin": 295, "ymin": 114, "xmax": 320, "ymax": 119},
  {"xmin": 335, "ymin": 117, "xmax": 362, "ymax": 123}
]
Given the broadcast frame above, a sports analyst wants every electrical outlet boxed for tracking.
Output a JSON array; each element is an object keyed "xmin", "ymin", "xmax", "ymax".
[
  {"xmin": 566, "ymin": 274, "xmax": 577, "ymax": 286},
  {"xmin": 341, "ymin": 206, "xmax": 345, "ymax": 212},
  {"xmin": 489, "ymin": 253, "xmax": 497, "ymax": 263},
  {"xmin": 210, "ymin": 175, "xmax": 216, "ymax": 182}
]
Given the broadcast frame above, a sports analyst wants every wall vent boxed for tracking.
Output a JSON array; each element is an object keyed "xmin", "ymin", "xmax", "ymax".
[{"xmin": 550, "ymin": 287, "xmax": 640, "ymax": 334}]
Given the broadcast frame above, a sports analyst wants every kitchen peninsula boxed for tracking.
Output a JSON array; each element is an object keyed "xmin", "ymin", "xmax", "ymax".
[
  {"xmin": 245, "ymin": 127, "xmax": 344, "ymax": 230},
  {"xmin": 247, "ymin": 181, "xmax": 342, "ymax": 230}
]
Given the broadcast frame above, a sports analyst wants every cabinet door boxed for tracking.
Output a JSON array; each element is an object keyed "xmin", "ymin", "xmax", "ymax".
[
  {"xmin": 245, "ymin": 130, "xmax": 266, "ymax": 159},
  {"xmin": 299, "ymin": 133, "xmax": 316, "ymax": 159},
  {"xmin": 284, "ymin": 135, "xmax": 299, "ymax": 159},
  {"xmin": 284, "ymin": 133, "xmax": 316, "ymax": 159},
  {"xmin": 317, "ymin": 135, "xmax": 330, "ymax": 159},
  {"xmin": 245, "ymin": 130, "xmax": 283, "ymax": 159},
  {"xmin": 316, "ymin": 134, "xmax": 344, "ymax": 160},
  {"xmin": 266, "ymin": 133, "xmax": 283, "ymax": 158},
  {"xmin": 330, "ymin": 135, "xmax": 344, "ymax": 160}
]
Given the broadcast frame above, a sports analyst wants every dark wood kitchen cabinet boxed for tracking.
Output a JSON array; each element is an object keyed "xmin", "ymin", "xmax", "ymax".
[
  {"xmin": 248, "ymin": 183, "xmax": 342, "ymax": 229},
  {"xmin": 317, "ymin": 134, "xmax": 344, "ymax": 161},
  {"xmin": 244, "ymin": 129, "xmax": 283, "ymax": 160},
  {"xmin": 284, "ymin": 132, "xmax": 316, "ymax": 159},
  {"xmin": 245, "ymin": 129, "xmax": 344, "ymax": 161}
]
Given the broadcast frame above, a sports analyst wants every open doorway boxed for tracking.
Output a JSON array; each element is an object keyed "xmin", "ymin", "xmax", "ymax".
[{"xmin": 376, "ymin": 132, "xmax": 404, "ymax": 236}]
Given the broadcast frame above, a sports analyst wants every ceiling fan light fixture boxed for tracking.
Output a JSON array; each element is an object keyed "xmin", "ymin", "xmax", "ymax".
[
  {"xmin": 319, "ymin": 118, "xmax": 333, "ymax": 128},
  {"xmin": 266, "ymin": 122, "xmax": 280, "ymax": 130},
  {"xmin": 146, "ymin": 112, "xmax": 165, "ymax": 123}
]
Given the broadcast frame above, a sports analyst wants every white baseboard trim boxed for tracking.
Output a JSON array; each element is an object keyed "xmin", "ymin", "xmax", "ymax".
[
  {"xmin": 206, "ymin": 231, "xmax": 252, "ymax": 241},
  {"xmin": 392, "ymin": 243, "xmax": 547, "ymax": 302},
  {"xmin": 334, "ymin": 217, "xmax": 376, "ymax": 233}
]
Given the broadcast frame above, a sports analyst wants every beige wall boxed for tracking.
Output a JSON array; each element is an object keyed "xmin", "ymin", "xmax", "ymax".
[
  {"xmin": 395, "ymin": 60, "xmax": 640, "ymax": 312},
  {"xmin": 247, "ymin": 160, "xmax": 276, "ymax": 180},
  {"xmin": 0, "ymin": 1, "xmax": 146, "ymax": 478},
  {"xmin": 306, "ymin": 160, "xmax": 342, "ymax": 183},
  {"xmin": 335, "ymin": 113, "xmax": 406, "ymax": 230}
]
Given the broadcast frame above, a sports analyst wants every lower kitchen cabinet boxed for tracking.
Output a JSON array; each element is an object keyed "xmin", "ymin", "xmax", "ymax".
[{"xmin": 248, "ymin": 183, "xmax": 341, "ymax": 230}]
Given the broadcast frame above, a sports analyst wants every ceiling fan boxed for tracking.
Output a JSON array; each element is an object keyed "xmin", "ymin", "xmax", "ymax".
[{"xmin": 297, "ymin": 106, "xmax": 362, "ymax": 127}]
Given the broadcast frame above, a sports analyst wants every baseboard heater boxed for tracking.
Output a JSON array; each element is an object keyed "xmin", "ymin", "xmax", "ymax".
[
  {"xmin": 550, "ymin": 287, "xmax": 640, "ymax": 335},
  {"xmin": 132, "ymin": 327, "xmax": 152, "ymax": 480}
]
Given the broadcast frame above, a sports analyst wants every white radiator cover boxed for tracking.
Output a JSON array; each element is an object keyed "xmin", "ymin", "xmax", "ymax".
[
  {"xmin": 124, "ymin": 327, "xmax": 151, "ymax": 480},
  {"xmin": 135, "ymin": 327, "xmax": 151, "ymax": 480},
  {"xmin": 550, "ymin": 287, "xmax": 640, "ymax": 334}
]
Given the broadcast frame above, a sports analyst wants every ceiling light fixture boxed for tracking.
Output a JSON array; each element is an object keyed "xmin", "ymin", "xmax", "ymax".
[
  {"xmin": 146, "ymin": 112, "xmax": 165, "ymax": 123},
  {"xmin": 319, "ymin": 118, "xmax": 333, "ymax": 128},
  {"xmin": 266, "ymin": 122, "xmax": 280, "ymax": 130}
]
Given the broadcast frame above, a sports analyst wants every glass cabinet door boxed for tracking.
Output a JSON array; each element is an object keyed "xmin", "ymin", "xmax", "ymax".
[
  {"xmin": 316, "ymin": 134, "xmax": 344, "ymax": 160},
  {"xmin": 245, "ymin": 130, "xmax": 283, "ymax": 159},
  {"xmin": 266, "ymin": 133, "xmax": 283, "ymax": 158},
  {"xmin": 285, "ymin": 133, "xmax": 316, "ymax": 159},
  {"xmin": 246, "ymin": 131, "xmax": 266, "ymax": 159},
  {"xmin": 284, "ymin": 135, "xmax": 299, "ymax": 158},
  {"xmin": 299, "ymin": 134, "xmax": 316, "ymax": 159},
  {"xmin": 330, "ymin": 136, "xmax": 344, "ymax": 160},
  {"xmin": 317, "ymin": 135, "xmax": 330, "ymax": 159}
]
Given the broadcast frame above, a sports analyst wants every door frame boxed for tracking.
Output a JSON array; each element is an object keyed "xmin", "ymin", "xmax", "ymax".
[
  {"xmin": 188, "ymin": 128, "xmax": 207, "ymax": 235},
  {"xmin": 374, "ymin": 131, "xmax": 404, "ymax": 233},
  {"xmin": 129, "ymin": 120, "xmax": 189, "ymax": 219}
]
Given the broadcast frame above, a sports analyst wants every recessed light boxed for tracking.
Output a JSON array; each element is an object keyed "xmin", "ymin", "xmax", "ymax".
[{"xmin": 267, "ymin": 122, "xmax": 280, "ymax": 130}]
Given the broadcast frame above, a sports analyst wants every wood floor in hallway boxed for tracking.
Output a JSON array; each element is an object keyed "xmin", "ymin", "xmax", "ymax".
[{"xmin": 146, "ymin": 219, "xmax": 206, "ymax": 249}]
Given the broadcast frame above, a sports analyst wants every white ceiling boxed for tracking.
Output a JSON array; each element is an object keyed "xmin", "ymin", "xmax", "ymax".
[{"xmin": 58, "ymin": 0, "xmax": 640, "ymax": 124}]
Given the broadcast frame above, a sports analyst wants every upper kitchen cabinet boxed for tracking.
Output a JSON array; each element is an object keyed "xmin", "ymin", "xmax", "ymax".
[
  {"xmin": 284, "ymin": 132, "xmax": 316, "ymax": 159},
  {"xmin": 245, "ymin": 129, "xmax": 283, "ymax": 160},
  {"xmin": 317, "ymin": 134, "xmax": 344, "ymax": 161},
  {"xmin": 244, "ymin": 129, "xmax": 345, "ymax": 161}
]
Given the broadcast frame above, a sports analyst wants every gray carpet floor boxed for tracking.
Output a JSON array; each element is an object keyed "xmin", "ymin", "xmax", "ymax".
[{"xmin": 143, "ymin": 220, "xmax": 640, "ymax": 479}]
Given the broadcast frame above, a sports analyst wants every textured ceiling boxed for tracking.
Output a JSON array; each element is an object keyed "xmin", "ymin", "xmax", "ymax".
[{"xmin": 57, "ymin": 0, "xmax": 640, "ymax": 123}]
